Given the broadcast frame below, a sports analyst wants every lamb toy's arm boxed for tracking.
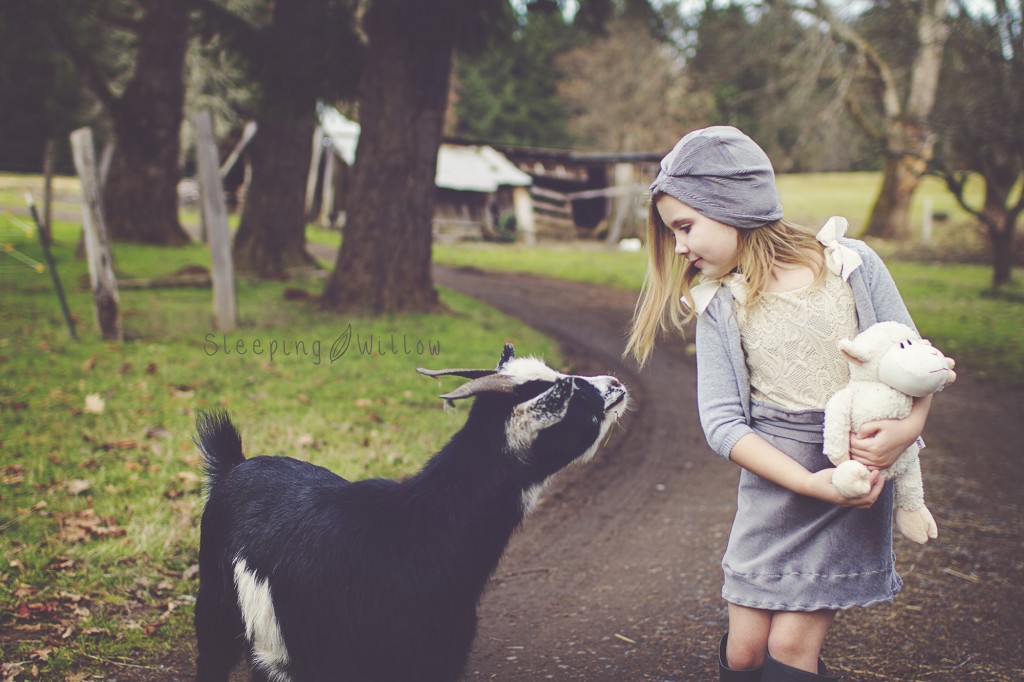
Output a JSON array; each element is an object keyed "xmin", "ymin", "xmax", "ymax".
[{"xmin": 822, "ymin": 388, "xmax": 854, "ymax": 466}]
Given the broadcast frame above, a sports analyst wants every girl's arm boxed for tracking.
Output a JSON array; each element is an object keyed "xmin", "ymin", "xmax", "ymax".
[
  {"xmin": 730, "ymin": 433, "xmax": 886, "ymax": 508},
  {"xmin": 849, "ymin": 394, "xmax": 932, "ymax": 471}
]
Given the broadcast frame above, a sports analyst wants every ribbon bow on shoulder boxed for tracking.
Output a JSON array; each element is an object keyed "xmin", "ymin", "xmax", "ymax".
[
  {"xmin": 681, "ymin": 217, "xmax": 863, "ymax": 315},
  {"xmin": 682, "ymin": 273, "xmax": 747, "ymax": 316},
  {"xmin": 817, "ymin": 216, "xmax": 863, "ymax": 282}
]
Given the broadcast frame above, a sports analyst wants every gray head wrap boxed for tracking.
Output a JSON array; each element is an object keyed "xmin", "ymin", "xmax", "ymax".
[{"xmin": 650, "ymin": 126, "xmax": 783, "ymax": 229}]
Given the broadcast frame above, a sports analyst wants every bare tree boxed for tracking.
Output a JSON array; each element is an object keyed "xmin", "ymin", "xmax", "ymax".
[
  {"xmin": 557, "ymin": 13, "xmax": 713, "ymax": 152},
  {"xmin": 45, "ymin": 0, "xmax": 191, "ymax": 245},
  {"xmin": 931, "ymin": 0, "xmax": 1023, "ymax": 288},
  {"xmin": 802, "ymin": 0, "xmax": 950, "ymax": 239}
]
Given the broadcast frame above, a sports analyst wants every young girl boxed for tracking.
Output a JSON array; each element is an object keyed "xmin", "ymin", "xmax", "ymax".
[{"xmin": 626, "ymin": 126, "xmax": 952, "ymax": 681}]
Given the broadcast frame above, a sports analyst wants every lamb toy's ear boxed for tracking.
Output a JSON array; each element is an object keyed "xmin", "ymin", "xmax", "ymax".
[{"xmin": 838, "ymin": 337, "xmax": 870, "ymax": 365}]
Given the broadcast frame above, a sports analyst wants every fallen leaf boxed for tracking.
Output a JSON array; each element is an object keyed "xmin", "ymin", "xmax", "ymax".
[
  {"xmin": 29, "ymin": 647, "xmax": 54, "ymax": 662},
  {"xmin": 64, "ymin": 480, "xmax": 91, "ymax": 495},
  {"xmin": 83, "ymin": 394, "xmax": 105, "ymax": 414},
  {"xmin": 57, "ymin": 509, "xmax": 126, "ymax": 543}
]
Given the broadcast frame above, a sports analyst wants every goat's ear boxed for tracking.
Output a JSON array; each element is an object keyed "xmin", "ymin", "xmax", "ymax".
[
  {"xmin": 497, "ymin": 343, "xmax": 515, "ymax": 370},
  {"xmin": 436, "ymin": 373, "xmax": 520, "ymax": 401}
]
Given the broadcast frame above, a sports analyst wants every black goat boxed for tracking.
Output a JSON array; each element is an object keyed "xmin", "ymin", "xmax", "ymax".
[{"xmin": 193, "ymin": 345, "xmax": 627, "ymax": 682}]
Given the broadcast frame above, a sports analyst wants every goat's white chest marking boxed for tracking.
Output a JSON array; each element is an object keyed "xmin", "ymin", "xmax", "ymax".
[{"xmin": 234, "ymin": 558, "xmax": 291, "ymax": 681}]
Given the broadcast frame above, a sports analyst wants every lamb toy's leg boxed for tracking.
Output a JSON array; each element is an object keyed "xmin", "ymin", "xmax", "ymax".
[
  {"xmin": 888, "ymin": 447, "xmax": 938, "ymax": 544},
  {"xmin": 823, "ymin": 391, "xmax": 873, "ymax": 497}
]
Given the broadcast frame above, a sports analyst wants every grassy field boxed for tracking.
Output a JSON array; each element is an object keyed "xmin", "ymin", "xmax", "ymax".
[
  {"xmin": 0, "ymin": 169, "xmax": 1020, "ymax": 679},
  {"xmin": 0, "ymin": 218, "xmax": 560, "ymax": 679}
]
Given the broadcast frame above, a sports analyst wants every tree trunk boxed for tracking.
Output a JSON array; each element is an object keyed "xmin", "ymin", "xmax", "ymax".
[
  {"xmin": 989, "ymin": 216, "xmax": 1015, "ymax": 288},
  {"xmin": 865, "ymin": 126, "xmax": 929, "ymax": 239},
  {"xmin": 320, "ymin": 14, "xmax": 451, "ymax": 314},
  {"xmin": 103, "ymin": 0, "xmax": 190, "ymax": 245},
  {"xmin": 984, "ymin": 185, "xmax": 1017, "ymax": 288},
  {"xmin": 233, "ymin": 111, "xmax": 319, "ymax": 275}
]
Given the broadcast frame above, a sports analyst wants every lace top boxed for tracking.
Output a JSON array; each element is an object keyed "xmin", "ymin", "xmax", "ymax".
[{"xmin": 739, "ymin": 268, "xmax": 859, "ymax": 411}]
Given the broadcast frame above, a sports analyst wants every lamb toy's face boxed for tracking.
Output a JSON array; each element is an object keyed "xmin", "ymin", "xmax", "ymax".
[{"xmin": 839, "ymin": 321, "xmax": 951, "ymax": 398}]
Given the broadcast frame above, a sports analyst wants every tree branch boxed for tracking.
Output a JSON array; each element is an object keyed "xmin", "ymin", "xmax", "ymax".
[
  {"xmin": 43, "ymin": 15, "xmax": 119, "ymax": 114},
  {"xmin": 842, "ymin": 69, "xmax": 885, "ymax": 144},
  {"xmin": 92, "ymin": 5, "xmax": 143, "ymax": 33},
  {"xmin": 187, "ymin": 0, "xmax": 261, "ymax": 57},
  {"xmin": 798, "ymin": 0, "xmax": 902, "ymax": 121}
]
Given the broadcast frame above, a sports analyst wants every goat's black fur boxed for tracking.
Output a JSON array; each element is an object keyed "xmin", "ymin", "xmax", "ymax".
[{"xmin": 193, "ymin": 347, "xmax": 626, "ymax": 682}]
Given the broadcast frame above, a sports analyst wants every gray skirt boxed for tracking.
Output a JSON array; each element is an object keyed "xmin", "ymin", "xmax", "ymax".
[{"xmin": 722, "ymin": 403, "xmax": 903, "ymax": 612}]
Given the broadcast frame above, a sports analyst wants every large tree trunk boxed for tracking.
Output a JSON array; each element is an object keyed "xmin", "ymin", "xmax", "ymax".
[
  {"xmin": 103, "ymin": 0, "xmax": 190, "ymax": 245},
  {"xmin": 865, "ymin": 120, "xmax": 932, "ymax": 239},
  {"xmin": 983, "ymin": 179, "xmax": 1019, "ymax": 288},
  {"xmin": 320, "ymin": 12, "xmax": 451, "ymax": 314},
  {"xmin": 233, "ymin": 112, "xmax": 319, "ymax": 275}
]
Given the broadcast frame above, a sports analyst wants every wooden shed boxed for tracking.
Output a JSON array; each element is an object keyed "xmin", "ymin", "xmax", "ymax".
[{"xmin": 312, "ymin": 107, "xmax": 535, "ymax": 242}]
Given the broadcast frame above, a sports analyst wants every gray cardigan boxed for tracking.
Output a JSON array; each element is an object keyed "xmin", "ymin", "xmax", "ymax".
[{"xmin": 695, "ymin": 238, "xmax": 917, "ymax": 460}]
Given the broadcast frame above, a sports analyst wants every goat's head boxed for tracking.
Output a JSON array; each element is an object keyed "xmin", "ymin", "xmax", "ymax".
[{"xmin": 418, "ymin": 344, "xmax": 628, "ymax": 481}]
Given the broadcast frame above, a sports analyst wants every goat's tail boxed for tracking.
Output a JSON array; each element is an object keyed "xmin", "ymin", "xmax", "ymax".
[{"xmin": 194, "ymin": 410, "xmax": 245, "ymax": 490}]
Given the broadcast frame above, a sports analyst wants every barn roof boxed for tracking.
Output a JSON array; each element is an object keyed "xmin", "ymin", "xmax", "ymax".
[{"xmin": 319, "ymin": 106, "xmax": 531, "ymax": 193}]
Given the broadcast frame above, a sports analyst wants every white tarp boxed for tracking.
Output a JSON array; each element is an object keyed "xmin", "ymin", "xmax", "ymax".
[{"xmin": 319, "ymin": 106, "xmax": 531, "ymax": 192}]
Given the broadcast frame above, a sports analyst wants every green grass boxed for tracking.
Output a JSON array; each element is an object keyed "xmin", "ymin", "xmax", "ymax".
[
  {"xmin": 776, "ymin": 172, "xmax": 983, "ymax": 233},
  {"xmin": 0, "ymin": 218, "xmax": 560, "ymax": 679}
]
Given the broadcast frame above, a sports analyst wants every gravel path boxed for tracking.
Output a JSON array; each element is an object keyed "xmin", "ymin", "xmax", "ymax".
[{"xmin": 432, "ymin": 264, "xmax": 1024, "ymax": 682}]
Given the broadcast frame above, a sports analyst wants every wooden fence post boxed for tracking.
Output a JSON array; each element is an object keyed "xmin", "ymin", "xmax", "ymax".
[
  {"xmin": 192, "ymin": 111, "xmax": 237, "ymax": 332},
  {"xmin": 305, "ymin": 126, "xmax": 325, "ymax": 218},
  {"xmin": 69, "ymin": 127, "xmax": 122, "ymax": 341},
  {"xmin": 319, "ymin": 145, "xmax": 336, "ymax": 228}
]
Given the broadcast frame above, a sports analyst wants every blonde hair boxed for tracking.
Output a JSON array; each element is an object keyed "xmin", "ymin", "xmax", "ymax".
[{"xmin": 624, "ymin": 195, "xmax": 824, "ymax": 367}]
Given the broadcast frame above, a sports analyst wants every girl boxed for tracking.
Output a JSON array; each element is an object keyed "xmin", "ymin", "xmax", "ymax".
[{"xmin": 625, "ymin": 126, "xmax": 952, "ymax": 681}]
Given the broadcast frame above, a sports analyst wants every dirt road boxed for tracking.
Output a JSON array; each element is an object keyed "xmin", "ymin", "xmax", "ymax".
[{"xmin": 433, "ymin": 265, "xmax": 1024, "ymax": 682}]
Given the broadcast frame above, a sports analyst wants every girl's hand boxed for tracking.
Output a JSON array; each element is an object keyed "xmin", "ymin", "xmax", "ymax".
[
  {"xmin": 803, "ymin": 468, "xmax": 885, "ymax": 508},
  {"xmin": 849, "ymin": 417, "xmax": 922, "ymax": 471}
]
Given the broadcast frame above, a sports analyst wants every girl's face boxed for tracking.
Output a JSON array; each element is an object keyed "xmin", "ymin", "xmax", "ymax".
[{"xmin": 655, "ymin": 194, "xmax": 740, "ymax": 279}]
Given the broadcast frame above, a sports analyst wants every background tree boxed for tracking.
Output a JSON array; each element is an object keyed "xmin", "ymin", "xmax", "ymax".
[
  {"xmin": 450, "ymin": 1, "xmax": 574, "ymax": 148},
  {"xmin": 803, "ymin": 0, "xmax": 951, "ymax": 239},
  {"xmin": 192, "ymin": 0, "xmax": 363, "ymax": 276},
  {"xmin": 0, "ymin": 4, "xmax": 85, "ymax": 177},
  {"xmin": 321, "ymin": 0, "xmax": 510, "ymax": 314},
  {"xmin": 930, "ymin": 0, "xmax": 1023, "ymax": 288},
  {"xmin": 42, "ymin": 0, "xmax": 192, "ymax": 245},
  {"xmin": 557, "ymin": 5, "xmax": 712, "ymax": 152}
]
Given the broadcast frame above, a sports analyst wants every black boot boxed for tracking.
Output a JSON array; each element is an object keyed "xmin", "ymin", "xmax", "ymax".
[
  {"xmin": 719, "ymin": 633, "xmax": 763, "ymax": 681},
  {"xmin": 761, "ymin": 649, "xmax": 838, "ymax": 681}
]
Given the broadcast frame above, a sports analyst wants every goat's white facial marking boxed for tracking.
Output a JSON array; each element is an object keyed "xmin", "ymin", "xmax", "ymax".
[
  {"xmin": 505, "ymin": 377, "xmax": 574, "ymax": 454},
  {"xmin": 234, "ymin": 558, "xmax": 292, "ymax": 682}
]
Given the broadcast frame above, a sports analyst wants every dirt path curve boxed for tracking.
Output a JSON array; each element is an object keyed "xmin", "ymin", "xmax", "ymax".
[{"xmin": 433, "ymin": 264, "xmax": 1024, "ymax": 682}]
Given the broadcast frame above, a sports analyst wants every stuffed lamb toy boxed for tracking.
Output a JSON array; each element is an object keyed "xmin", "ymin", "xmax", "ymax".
[{"xmin": 824, "ymin": 321, "xmax": 955, "ymax": 544}]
